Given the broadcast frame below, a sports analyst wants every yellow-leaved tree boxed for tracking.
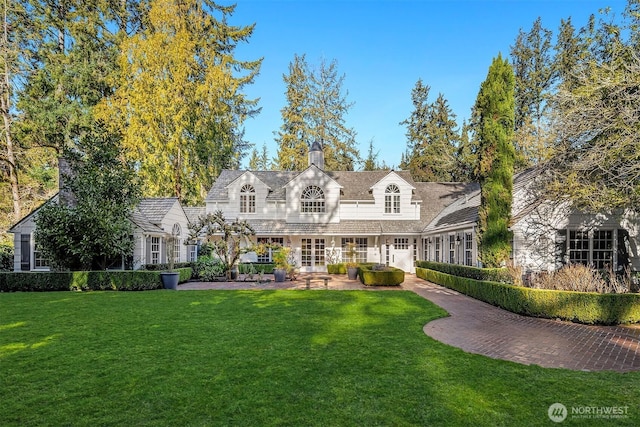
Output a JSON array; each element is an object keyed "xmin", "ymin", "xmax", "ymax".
[{"xmin": 98, "ymin": 0, "xmax": 261, "ymax": 205}]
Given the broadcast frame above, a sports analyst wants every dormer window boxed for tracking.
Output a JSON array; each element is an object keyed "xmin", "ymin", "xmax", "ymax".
[
  {"xmin": 301, "ymin": 185, "xmax": 325, "ymax": 213},
  {"xmin": 240, "ymin": 184, "xmax": 256, "ymax": 213},
  {"xmin": 385, "ymin": 184, "xmax": 400, "ymax": 213}
]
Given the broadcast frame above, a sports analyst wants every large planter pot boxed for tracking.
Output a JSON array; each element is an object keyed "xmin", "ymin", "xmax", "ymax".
[
  {"xmin": 347, "ymin": 266, "xmax": 359, "ymax": 280},
  {"xmin": 161, "ymin": 272, "xmax": 180, "ymax": 290},
  {"xmin": 230, "ymin": 268, "xmax": 238, "ymax": 280},
  {"xmin": 273, "ymin": 268, "xmax": 287, "ymax": 282}
]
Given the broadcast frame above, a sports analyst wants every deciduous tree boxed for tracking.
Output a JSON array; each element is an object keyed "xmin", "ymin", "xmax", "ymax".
[{"xmin": 99, "ymin": 0, "xmax": 261, "ymax": 204}]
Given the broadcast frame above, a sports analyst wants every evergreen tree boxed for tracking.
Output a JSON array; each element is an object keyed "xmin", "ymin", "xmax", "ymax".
[
  {"xmin": 509, "ymin": 17, "xmax": 555, "ymax": 169},
  {"xmin": 248, "ymin": 143, "xmax": 270, "ymax": 170},
  {"xmin": 274, "ymin": 54, "xmax": 311, "ymax": 171},
  {"xmin": 474, "ymin": 54, "xmax": 515, "ymax": 268},
  {"xmin": 99, "ymin": 0, "xmax": 261, "ymax": 204},
  {"xmin": 452, "ymin": 120, "xmax": 475, "ymax": 182},
  {"xmin": 363, "ymin": 139, "xmax": 379, "ymax": 171},
  {"xmin": 310, "ymin": 58, "xmax": 359, "ymax": 171},
  {"xmin": 274, "ymin": 55, "xmax": 359, "ymax": 171},
  {"xmin": 400, "ymin": 79, "xmax": 458, "ymax": 181}
]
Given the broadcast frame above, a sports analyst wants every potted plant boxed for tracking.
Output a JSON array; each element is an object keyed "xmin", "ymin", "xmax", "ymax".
[
  {"xmin": 272, "ymin": 247, "xmax": 290, "ymax": 282},
  {"xmin": 345, "ymin": 242, "xmax": 359, "ymax": 280},
  {"xmin": 160, "ymin": 234, "xmax": 180, "ymax": 290}
]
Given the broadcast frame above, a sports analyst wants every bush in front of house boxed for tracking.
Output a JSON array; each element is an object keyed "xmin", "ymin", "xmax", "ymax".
[
  {"xmin": 238, "ymin": 262, "xmax": 275, "ymax": 275},
  {"xmin": 416, "ymin": 261, "xmax": 513, "ymax": 283},
  {"xmin": 359, "ymin": 264, "xmax": 404, "ymax": 286},
  {"xmin": 193, "ymin": 256, "xmax": 227, "ymax": 281},
  {"xmin": 0, "ymin": 269, "xmax": 193, "ymax": 292},
  {"xmin": 416, "ymin": 267, "xmax": 640, "ymax": 325},
  {"xmin": 142, "ymin": 262, "xmax": 194, "ymax": 271},
  {"xmin": 327, "ymin": 263, "xmax": 346, "ymax": 274},
  {"xmin": 0, "ymin": 244, "xmax": 13, "ymax": 271}
]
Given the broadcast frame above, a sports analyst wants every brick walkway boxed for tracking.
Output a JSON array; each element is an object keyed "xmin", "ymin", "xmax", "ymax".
[{"xmin": 179, "ymin": 274, "xmax": 640, "ymax": 372}]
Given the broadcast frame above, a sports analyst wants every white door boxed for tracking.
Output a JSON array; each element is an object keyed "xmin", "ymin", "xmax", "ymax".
[{"xmin": 390, "ymin": 238, "xmax": 412, "ymax": 272}]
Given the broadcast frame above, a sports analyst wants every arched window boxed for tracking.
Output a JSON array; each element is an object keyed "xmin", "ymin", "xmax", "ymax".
[
  {"xmin": 240, "ymin": 184, "xmax": 256, "ymax": 213},
  {"xmin": 385, "ymin": 184, "xmax": 400, "ymax": 213},
  {"xmin": 301, "ymin": 185, "xmax": 325, "ymax": 213}
]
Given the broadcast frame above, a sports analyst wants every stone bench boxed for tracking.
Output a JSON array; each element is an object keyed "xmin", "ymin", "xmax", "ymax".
[{"xmin": 303, "ymin": 275, "xmax": 332, "ymax": 289}]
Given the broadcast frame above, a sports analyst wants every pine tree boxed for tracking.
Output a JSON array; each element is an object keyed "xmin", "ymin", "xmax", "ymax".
[
  {"xmin": 274, "ymin": 55, "xmax": 359, "ymax": 171},
  {"xmin": 474, "ymin": 54, "xmax": 515, "ymax": 268},
  {"xmin": 274, "ymin": 54, "xmax": 311, "ymax": 171},
  {"xmin": 400, "ymin": 79, "xmax": 458, "ymax": 181},
  {"xmin": 248, "ymin": 143, "xmax": 270, "ymax": 170},
  {"xmin": 98, "ymin": 0, "xmax": 261, "ymax": 204},
  {"xmin": 509, "ymin": 17, "xmax": 555, "ymax": 169}
]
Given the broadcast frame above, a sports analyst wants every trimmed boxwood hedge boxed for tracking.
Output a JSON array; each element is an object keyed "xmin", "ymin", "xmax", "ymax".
[
  {"xmin": 359, "ymin": 265, "xmax": 404, "ymax": 286},
  {"xmin": 415, "ymin": 261, "xmax": 513, "ymax": 283},
  {"xmin": 416, "ymin": 267, "xmax": 640, "ymax": 325},
  {"xmin": 327, "ymin": 263, "xmax": 346, "ymax": 274},
  {"xmin": 0, "ymin": 267, "xmax": 193, "ymax": 292}
]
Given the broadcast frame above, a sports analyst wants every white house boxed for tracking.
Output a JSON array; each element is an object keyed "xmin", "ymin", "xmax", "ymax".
[
  {"xmin": 10, "ymin": 142, "xmax": 638, "ymax": 275},
  {"xmin": 206, "ymin": 141, "xmax": 474, "ymax": 273},
  {"xmin": 9, "ymin": 196, "xmax": 197, "ymax": 271},
  {"xmin": 421, "ymin": 168, "xmax": 640, "ymax": 274}
]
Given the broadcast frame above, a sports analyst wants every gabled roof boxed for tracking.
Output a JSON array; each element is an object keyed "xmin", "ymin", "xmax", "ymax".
[
  {"xmin": 136, "ymin": 197, "xmax": 180, "ymax": 224},
  {"xmin": 182, "ymin": 206, "xmax": 206, "ymax": 225},
  {"xmin": 327, "ymin": 170, "xmax": 415, "ymax": 200},
  {"xmin": 422, "ymin": 170, "xmax": 539, "ymax": 233},
  {"xmin": 206, "ymin": 170, "xmax": 298, "ymax": 201},
  {"xmin": 8, "ymin": 193, "xmax": 59, "ymax": 233}
]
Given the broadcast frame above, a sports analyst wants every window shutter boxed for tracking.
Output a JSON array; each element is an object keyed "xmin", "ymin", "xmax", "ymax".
[
  {"xmin": 617, "ymin": 229, "xmax": 630, "ymax": 270},
  {"xmin": 20, "ymin": 234, "xmax": 30, "ymax": 271},
  {"xmin": 146, "ymin": 237, "xmax": 151, "ymax": 266},
  {"xmin": 555, "ymin": 229, "xmax": 567, "ymax": 266}
]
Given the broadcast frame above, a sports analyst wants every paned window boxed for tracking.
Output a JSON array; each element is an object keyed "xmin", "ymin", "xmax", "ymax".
[
  {"xmin": 33, "ymin": 243, "xmax": 49, "ymax": 269},
  {"xmin": 449, "ymin": 235, "xmax": 456, "ymax": 264},
  {"xmin": 151, "ymin": 237, "xmax": 160, "ymax": 264},
  {"xmin": 172, "ymin": 223, "xmax": 181, "ymax": 263},
  {"xmin": 593, "ymin": 230, "xmax": 613, "ymax": 269},
  {"xmin": 341, "ymin": 237, "xmax": 368, "ymax": 263},
  {"xmin": 465, "ymin": 232, "xmax": 473, "ymax": 266},
  {"xmin": 240, "ymin": 184, "xmax": 256, "ymax": 213},
  {"xmin": 385, "ymin": 184, "xmax": 400, "ymax": 213},
  {"xmin": 301, "ymin": 238, "xmax": 312, "ymax": 267},
  {"xmin": 394, "ymin": 238, "xmax": 409, "ymax": 250},
  {"xmin": 301, "ymin": 186, "xmax": 325, "ymax": 213},
  {"xmin": 257, "ymin": 237, "xmax": 284, "ymax": 263},
  {"xmin": 569, "ymin": 230, "xmax": 589, "ymax": 266},
  {"xmin": 435, "ymin": 237, "xmax": 441, "ymax": 262}
]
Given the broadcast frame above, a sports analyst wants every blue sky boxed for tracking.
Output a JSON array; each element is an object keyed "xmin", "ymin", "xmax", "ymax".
[{"xmin": 230, "ymin": 0, "xmax": 627, "ymax": 169}]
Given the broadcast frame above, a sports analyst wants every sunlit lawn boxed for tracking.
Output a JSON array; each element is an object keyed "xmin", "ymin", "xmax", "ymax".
[{"xmin": 1, "ymin": 289, "xmax": 638, "ymax": 426}]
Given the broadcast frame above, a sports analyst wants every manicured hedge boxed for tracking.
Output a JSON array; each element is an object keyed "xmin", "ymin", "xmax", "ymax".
[
  {"xmin": 0, "ymin": 267, "xmax": 193, "ymax": 292},
  {"xmin": 415, "ymin": 261, "xmax": 513, "ymax": 283},
  {"xmin": 238, "ymin": 262, "xmax": 275, "ymax": 274},
  {"xmin": 359, "ymin": 265, "xmax": 404, "ymax": 286},
  {"xmin": 416, "ymin": 267, "xmax": 640, "ymax": 325},
  {"xmin": 142, "ymin": 262, "xmax": 194, "ymax": 271},
  {"xmin": 327, "ymin": 263, "xmax": 346, "ymax": 274}
]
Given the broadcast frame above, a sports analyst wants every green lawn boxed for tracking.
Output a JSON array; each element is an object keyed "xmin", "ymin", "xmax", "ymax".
[{"xmin": 1, "ymin": 290, "xmax": 638, "ymax": 426}]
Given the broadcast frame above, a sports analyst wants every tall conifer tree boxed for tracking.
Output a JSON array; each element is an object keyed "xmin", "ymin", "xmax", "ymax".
[{"xmin": 474, "ymin": 54, "xmax": 515, "ymax": 268}]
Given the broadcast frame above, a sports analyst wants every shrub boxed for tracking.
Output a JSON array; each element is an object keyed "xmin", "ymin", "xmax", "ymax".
[
  {"xmin": 0, "ymin": 269, "xmax": 195, "ymax": 292},
  {"xmin": 142, "ymin": 262, "xmax": 193, "ymax": 271},
  {"xmin": 416, "ymin": 261, "xmax": 513, "ymax": 283},
  {"xmin": 194, "ymin": 256, "xmax": 227, "ymax": 281},
  {"xmin": 529, "ymin": 264, "xmax": 631, "ymax": 294},
  {"xmin": 327, "ymin": 263, "xmax": 346, "ymax": 274},
  {"xmin": 359, "ymin": 264, "xmax": 404, "ymax": 286},
  {"xmin": 416, "ymin": 267, "xmax": 640, "ymax": 325},
  {"xmin": 238, "ymin": 262, "xmax": 274, "ymax": 274},
  {"xmin": 0, "ymin": 244, "xmax": 13, "ymax": 271}
]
